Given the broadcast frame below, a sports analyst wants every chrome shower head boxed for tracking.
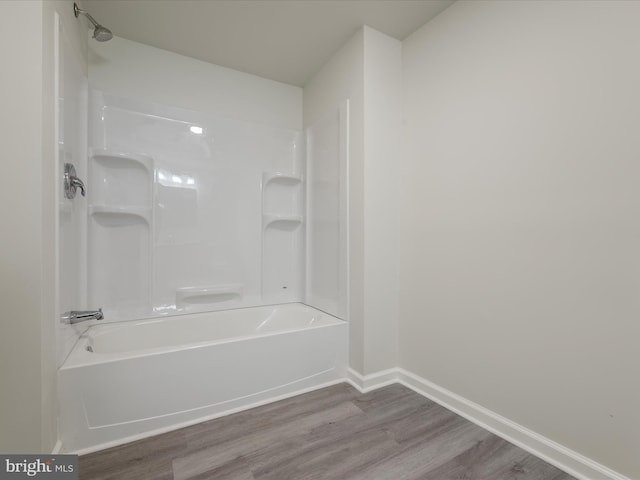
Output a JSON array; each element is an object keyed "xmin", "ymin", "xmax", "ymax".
[
  {"xmin": 92, "ymin": 25, "xmax": 113, "ymax": 42},
  {"xmin": 74, "ymin": 3, "xmax": 113, "ymax": 42}
]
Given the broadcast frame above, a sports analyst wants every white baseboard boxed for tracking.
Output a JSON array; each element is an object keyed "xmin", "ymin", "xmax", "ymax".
[
  {"xmin": 61, "ymin": 364, "xmax": 631, "ymax": 480},
  {"xmin": 394, "ymin": 368, "xmax": 631, "ymax": 480},
  {"xmin": 346, "ymin": 367, "xmax": 397, "ymax": 392}
]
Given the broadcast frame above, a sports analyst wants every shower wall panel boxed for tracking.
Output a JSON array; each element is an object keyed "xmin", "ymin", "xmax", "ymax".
[
  {"xmin": 89, "ymin": 92, "xmax": 304, "ymax": 321},
  {"xmin": 305, "ymin": 102, "xmax": 349, "ymax": 320},
  {"xmin": 57, "ymin": 18, "xmax": 89, "ymax": 365}
]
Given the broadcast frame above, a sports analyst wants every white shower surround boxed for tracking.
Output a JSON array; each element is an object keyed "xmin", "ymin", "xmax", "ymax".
[
  {"xmin": 88, "ymin": 91, "xmax": 307, "ymax": 322},
  {"xmin": 58, "ymin": 303, "xmax": 348, "ymax": 453},
  {"xmin": 56, "ymin": 39, "xmax": 350, "ymax": 456}
]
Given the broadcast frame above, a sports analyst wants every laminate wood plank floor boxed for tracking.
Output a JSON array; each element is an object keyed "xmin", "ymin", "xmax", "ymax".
[{"xmin": 78, "ymin": 383, "xmax": 576, "ymax": 480}]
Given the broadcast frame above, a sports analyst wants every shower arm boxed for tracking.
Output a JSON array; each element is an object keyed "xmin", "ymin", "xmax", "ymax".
[
  {"xmin": 74, "ymin": 3, "xmax": 99, "ymax": 28},
  {"xmin": 73, "ymin": 3, "xmax": 113, "ymax": 41}
]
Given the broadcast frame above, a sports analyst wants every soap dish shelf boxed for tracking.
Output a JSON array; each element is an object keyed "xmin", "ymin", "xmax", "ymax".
[
  {"xmin": 262, "ymin": 172, "xmax": 303, "ymax": 187},
  {"xmin": 176, "ymin": 284, "xmax": 244, "ymax": 307},
  {"xmin": 89, "ymin": 204, "xmax": 152, "ymax": 225},
  {"xmin": 91, "ymin": 149, "xmax": 154, "ymax": 172},
  {"xmin": 263, "ymin": 215, "xmax": 303, "ymax": 228}
]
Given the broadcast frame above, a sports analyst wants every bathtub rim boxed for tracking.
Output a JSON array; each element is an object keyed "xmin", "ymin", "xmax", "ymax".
[{"xmin": 61, "ymin": 302, "xmax": 345, "ymax": 369}]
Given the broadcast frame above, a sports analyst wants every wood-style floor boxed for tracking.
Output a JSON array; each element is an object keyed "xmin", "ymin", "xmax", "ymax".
[{"xmin": 79, "ymin": 383, "xmax": 575, "ymax": 480}]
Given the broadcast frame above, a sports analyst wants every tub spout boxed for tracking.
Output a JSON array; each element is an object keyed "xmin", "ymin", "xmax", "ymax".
[{"xmin": 63, "ymin": 308, "xmax": 104, "ymax": 324}]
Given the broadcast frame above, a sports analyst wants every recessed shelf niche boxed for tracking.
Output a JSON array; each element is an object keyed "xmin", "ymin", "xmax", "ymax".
[
  {"xmin": 261, "ymin": 171, "xmax": 304, "ymax": 304},
  {"xmin": 263, "ymin": 214, "xmax": 303, "ymax": 229},
  {"xmin": 262, "ymin": 172, "xmax": 303, "ymax": 218},
  {"xmin": 89, "ymin": 205, "xmax": 152, "ymax": 225},
  {"xmin": 88, "ymin": 149, "xmax": 154, "ymax": 319}
]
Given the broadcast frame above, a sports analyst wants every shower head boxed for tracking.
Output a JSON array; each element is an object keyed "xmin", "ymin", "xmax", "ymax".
[
  {"xmin": 92, "ymin": 24, "xmax": 113, "ymax": 42},
  {"xmin": 74, "ymin": 3, "xmax": 113, "ymax": 42}
]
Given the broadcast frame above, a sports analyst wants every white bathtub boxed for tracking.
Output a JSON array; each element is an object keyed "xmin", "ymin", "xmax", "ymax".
[{"xmin": 58, "ymin": 303, "xmax": 348, "ymax": 453}]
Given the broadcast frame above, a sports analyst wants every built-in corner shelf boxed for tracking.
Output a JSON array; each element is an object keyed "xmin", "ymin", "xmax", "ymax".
[
  {"xmin": 89, "ymin": 205, "xmax": 152, "ymax": 225},
  {"xmin": 89, "ymin": 149, "xmax": 154, "ymax": 221},
  {"xmin": 91, "ymin": 149, "xmax": 153, "ymax": 173},
  {"xmin": 88, "ymin": 148, "xmax": 155, "ymax": 315},
  {"xmin": 261, "ymin": 170, "xmax": 304, "ymax": 303},
  {"xmin": 261, "ymin": 170, "xmax": 304, "ymax": 223},
  {"xmin": 262, "ymin": 172, "xmax": 303, "ymax": 187},
  {"xmin": 263, "ymin": 214, "xmax": 303, "ymax": 229}
]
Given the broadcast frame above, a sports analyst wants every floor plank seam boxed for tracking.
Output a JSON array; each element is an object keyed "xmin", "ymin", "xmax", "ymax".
[{"xmin": 79, "ymin": 383, "xmax": 576, "ymax": 480}]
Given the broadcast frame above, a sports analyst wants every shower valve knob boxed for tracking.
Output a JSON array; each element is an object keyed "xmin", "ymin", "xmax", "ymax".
[
  {"xmin": 64, "ymin": 163, "xmax": 86, "ymax": 199},
  {"xmin": 70, "ymin": 176, "xmax": 86, "ymax": 196}
]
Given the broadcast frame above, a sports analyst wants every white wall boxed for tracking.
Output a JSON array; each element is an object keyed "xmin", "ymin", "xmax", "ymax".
[
  {"xmin": 304, "ymin": 27, "xmax": 401, "ymax": 375},
  {"xmin": 400, "ymin": 1, "xmax": 640, "ymax": 478},
  {"xmin": 0, "ymin": 0, "xmax": 86, "ymax": 453},
  {"xmin": 89, "ymin": 36, "xmax": 302, "ymax": 130},
  {"xmin": 0, "ymin": 0, "xmax": 46, "ymax": 453},
  {"xmin": 362, "ymin": 27, "xmax": 401, "ymax": 374}
]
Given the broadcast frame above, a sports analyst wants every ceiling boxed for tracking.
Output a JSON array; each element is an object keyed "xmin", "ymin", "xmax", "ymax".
[{"xmin": 82, "ymin": 0, "xmax": 455, "ymax": 87}]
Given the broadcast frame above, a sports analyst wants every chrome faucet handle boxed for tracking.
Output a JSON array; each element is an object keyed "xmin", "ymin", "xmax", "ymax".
[
  {"xmin": 64, "ymin": 163, "xmax": 86, "ymax": 199},
  {"xmin": 69, "ymin": 175, "xmax": 86, "ymax": 196}
]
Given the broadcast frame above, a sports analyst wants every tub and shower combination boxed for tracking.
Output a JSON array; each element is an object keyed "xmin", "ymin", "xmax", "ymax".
[
  {"xmin": 59, "ymin": 303, "xmax": 347, "ymax": 453},
  {"xmin": 58, "ymin": 88, "xmax": 350, "ymax": 452}
]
